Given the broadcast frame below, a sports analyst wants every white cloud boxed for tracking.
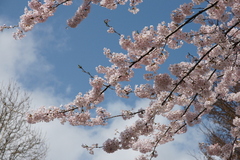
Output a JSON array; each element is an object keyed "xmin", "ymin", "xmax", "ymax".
[
  {"xmin": 0, "ymin": 28, "xmax": 54, "ymax": 86},
  {"xmin": 65, "ymin": 84, "xmax": 72, "ymax": 95}
]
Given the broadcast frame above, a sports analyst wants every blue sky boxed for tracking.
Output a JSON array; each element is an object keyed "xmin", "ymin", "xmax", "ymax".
[{"xmin": 0, "ymin": 0, "xmax": 205, "ymax": 159}]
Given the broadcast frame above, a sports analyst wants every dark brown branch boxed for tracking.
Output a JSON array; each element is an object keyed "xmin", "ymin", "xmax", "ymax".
[
  {"xmin": 104, "ymin": 19, "xmax": 121, "ymax": 36},
  {"xmin": 162, "ymin": 44, "xmax": 218, "ymax": 106},
  {"xmin": 129, "ymin": 47, "xmax": 156, "ymax": 68},
  {"xmin": 78, "ymin": 65, "xmax": 94, "ymax": 79},
  {"xmin": 228, "ymin": 136, "xmax": 238, "ymax": 160},
  {"xmin": 165, "ymin": 1, "xmax": 219, "ymax": 40},
  {"xmin": 181, "ymin": 93, "xmax": 198, "ymax": 117}
]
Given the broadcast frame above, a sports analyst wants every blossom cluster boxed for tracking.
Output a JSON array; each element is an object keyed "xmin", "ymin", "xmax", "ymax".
[
  {"xmin": 16, "ymin": 0, "xmax": 64, "ymax": 38},
  {"xmin": 67, "ymin": 0, "xmax": 91, "ymax": 28},
  {"xmin": 1, "ymin": 0, "xmax": 143, "ymax": 39}
]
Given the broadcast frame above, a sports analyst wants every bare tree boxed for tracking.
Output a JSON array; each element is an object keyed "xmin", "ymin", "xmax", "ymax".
[
  {"xmin": 0, "ymin": 82, "xmax": 47, "ymax": 160},
  {"xmin": 198, "ymin": 84, "xmax": 240, "ymax": 160}
]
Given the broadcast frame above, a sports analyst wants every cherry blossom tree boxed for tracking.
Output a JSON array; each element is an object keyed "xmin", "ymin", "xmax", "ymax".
[{"xmin": 1, "ymin": 0, "xmax": 240, "ymax": 159}]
